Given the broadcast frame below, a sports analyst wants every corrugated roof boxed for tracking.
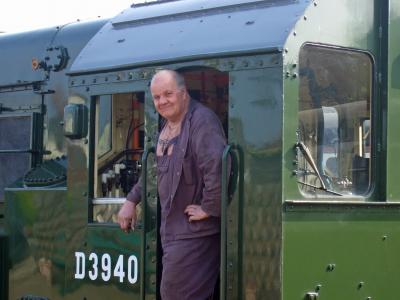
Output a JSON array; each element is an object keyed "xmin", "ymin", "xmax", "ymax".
[{"xmin": 70, "ymin": 0, "xmax": 309, "ymax": 74}]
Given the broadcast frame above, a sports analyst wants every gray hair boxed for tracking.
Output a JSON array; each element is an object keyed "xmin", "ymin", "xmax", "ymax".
[{"xmin": 151, "ymin": 69, "xmax": 186, "ymax": 89}]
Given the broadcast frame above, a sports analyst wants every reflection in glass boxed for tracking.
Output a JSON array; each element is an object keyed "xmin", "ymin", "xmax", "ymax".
[
  {"xmin": 297, "ymin": 44, "xmax": 372, "ymax": 196},
  {"xmin": 97, "ymin": 95, "xmax": 112, "ymax": 158}
]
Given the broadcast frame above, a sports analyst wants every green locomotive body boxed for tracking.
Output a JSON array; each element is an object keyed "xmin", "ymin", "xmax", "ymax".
[{"xmin": 1, "ymin": 0, "xmax": 400, "ymax": 299}]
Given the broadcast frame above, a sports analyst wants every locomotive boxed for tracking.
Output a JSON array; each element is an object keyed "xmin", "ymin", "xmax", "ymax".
[{"xmin": 1, "ymin": 0, "xmax": 400, "ymax": 299}]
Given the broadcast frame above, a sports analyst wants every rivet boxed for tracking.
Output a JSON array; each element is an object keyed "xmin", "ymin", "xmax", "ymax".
[
  {"xmin": 284, "ymin": 48, "xmax": 289, "ymax": 53},
  {"xmin": 326, "ymin": 263, "xmax": 335, "ymax": 271},
  {"xmin": 382, "ymin": 235, "xmax": 388, "ymax": 240},
  {"xmin": 86, "ymin": 87, "xmax": 90, "ymax": 92},
  {"xmin": 128, "ymin": 72, "xmax": 133, "ymax": 79},
  {"xmin": 315, "ymin": 284, "xmax": 322, "ymax": 291},
  {"xmin": 304, "ymin": 15, "xmax": 308, "ymax": 20},
  {"xmin": 358, "ymin": 282, "xmax": 364, "ymax": 289},
  {"xmin": 292, "ymin": 73, "xmax": 298, "ymax": 78},
  {"xmin": 314, "ymin": 2, "xmax": 318, "ymax": 6},
  {"xmin": 293, "ymin": 31, "xmax": 297, "ymax": 36}
]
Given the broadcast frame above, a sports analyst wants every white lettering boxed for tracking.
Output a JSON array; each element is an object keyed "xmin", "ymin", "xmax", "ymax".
[
  {"xmin": 114, "ymin": 255, "xmax": 126, "ymax": 283},
  {"xmin": 127, "ymin": 255, "xmax": 138, "ymax": 284},
  {"xmin": 88, "ymin": 253, "xmax": 98, "ymax": 280},
  {"xmin": 101, "ymin": 253, "xmax": 112, "ymax": 282},
  {"xmin": 74, "ymin": 252, "xmax": 85, "ymax": 279},
  {"xmin": 74, "ymin": 251, "xmax": 139, "ymax": 284}
]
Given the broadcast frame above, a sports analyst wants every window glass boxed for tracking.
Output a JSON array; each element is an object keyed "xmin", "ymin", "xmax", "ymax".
[
  {"xmin": 93, "ymin": 92, "xmax": 144, "ymax": 223},
  {"xmin": 97, "ymin": 95, "xmax": 112, "ymax": 158},
  {"xmin": 297, "ymin": 44, "xmax": 373, "ymax": 196}
]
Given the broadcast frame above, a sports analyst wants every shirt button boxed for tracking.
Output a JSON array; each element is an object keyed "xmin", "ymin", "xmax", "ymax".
[{"xmin": 177, "ymin": 172, "xmax": 180, "ymax": 176}]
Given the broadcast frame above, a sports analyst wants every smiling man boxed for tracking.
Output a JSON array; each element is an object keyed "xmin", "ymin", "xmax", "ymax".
[{"xmin": 118, "ymin": 69, "xmax": 226, "ymax": 300}]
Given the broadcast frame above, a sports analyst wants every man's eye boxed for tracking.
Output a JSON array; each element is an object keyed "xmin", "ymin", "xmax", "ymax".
[{"xmin": 166, "ymin": 92, "xmax": 173, "ymax": 97}]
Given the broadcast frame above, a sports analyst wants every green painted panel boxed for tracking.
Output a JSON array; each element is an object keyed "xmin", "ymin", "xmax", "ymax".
[
  {"xmin": 0, "ymin": 228, "xmax": 9, "ymax": 300},
  {"xmin": 386, "ymin": 1, "xmax": 400, "ymax": 200},
  {"xmin": 283, "ymin": 205, "xmax": 400, "ymax": 300},
  {"xmin": 65, "ymin": 225, "xmax": 142, "ymax": 300},
  {"xmin": 5, "ymin": 188, "xmax": 67, "ymax": 300},
  {"xmin": 228, "ymin": 66, "xmax": 283, "ymax": 299}
]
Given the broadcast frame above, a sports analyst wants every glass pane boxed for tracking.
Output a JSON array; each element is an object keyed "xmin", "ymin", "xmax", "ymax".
[
  {"xmin": 97, "ymin": 95, "xmax": 112, "ymax": 158},
  {"xmin": 297, "ymin": 44, "xmax": 373, "ymax": 196},
  {"xmin": 93, "ymin": 92, "xmax": 145, "ymax": 223}
]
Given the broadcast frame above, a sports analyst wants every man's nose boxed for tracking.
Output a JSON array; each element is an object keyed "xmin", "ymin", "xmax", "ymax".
[{"xmin": 158, "ymin": 95, "xmax": 168, "ymax": 104}]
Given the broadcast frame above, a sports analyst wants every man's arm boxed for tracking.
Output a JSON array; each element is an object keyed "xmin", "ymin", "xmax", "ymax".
[
  {"xmin": 188, "ymin": 109, "xmax": 226, "ymax": 218},
  {"xmin": 118, "ymin": 177, "xmax": 142, "ymax": 232}
]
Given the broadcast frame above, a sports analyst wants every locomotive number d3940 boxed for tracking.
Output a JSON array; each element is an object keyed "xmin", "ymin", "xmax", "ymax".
[{"xmin": 74, "ymin": 252, "xmax": 138, "ymax": 284}]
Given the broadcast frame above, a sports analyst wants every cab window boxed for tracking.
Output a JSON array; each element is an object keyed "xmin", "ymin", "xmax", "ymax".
[
  {"xmin": 92, "ymin": 92, "xmax": 144, "ymax": 223},
  {"xmin": 297, "ymin": 44, "xmax": 373, "ymax": 197}
]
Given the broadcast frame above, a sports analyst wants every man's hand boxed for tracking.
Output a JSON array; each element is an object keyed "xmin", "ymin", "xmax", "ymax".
[
  {"xmin": 118, "ymin": 201, "xmax": 137, "ymax": 233},
  {"xmin": 184, "ymin": 205, "xmax": 209, "ymax": 222}
]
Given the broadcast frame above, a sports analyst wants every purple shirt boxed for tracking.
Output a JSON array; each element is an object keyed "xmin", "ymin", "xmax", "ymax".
[{"xmin": 127, "ymin": 99, "xmax": 226, "ymax": 242}]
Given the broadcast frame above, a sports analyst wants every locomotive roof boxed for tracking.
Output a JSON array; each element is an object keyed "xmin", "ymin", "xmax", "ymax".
[
  {"xmin": 69, "ymin": 0, "xmax": 310, "ymax": 74},
  {"xmin": 0, "ymin": 19, "xmax": 107, "ymax": 87}
]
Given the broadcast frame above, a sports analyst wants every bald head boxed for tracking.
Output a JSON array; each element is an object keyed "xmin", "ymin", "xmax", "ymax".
[{"xmin": 151, "ymin": 69, "xmax": 186, "ymax": 90}]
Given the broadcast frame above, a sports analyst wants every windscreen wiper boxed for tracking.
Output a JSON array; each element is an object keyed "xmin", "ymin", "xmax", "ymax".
[{"xmin": 295, "ymin": 141, "xmax": 342, "ymax": 196}]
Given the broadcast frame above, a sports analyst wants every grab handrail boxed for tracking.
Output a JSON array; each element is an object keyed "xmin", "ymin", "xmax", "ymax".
[
  {"xmin": 140, "ymin": 146, "xmax": 155, "ymax": 300},
  {"xmin": 220, "ymin": 143, "xmax": 244, "ymax": 300}
]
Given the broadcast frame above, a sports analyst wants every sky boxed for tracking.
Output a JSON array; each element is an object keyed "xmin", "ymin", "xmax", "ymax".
[{"xmin": 0, "ymin": 0, "xmax": 146, "ymax": 34}]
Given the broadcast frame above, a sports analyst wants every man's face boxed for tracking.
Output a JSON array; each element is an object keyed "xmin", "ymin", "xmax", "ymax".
[{"xmin": 151, "ymin": 72, "xmax": 188, "ymax": 122}]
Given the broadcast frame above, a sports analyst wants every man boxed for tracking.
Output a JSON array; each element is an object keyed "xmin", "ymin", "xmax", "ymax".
[{"xmin": 118, "ymin": 70, "xmax": 226, "ymax": 299}]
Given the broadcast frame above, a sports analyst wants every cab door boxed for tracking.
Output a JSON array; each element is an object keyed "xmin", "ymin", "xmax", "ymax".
[{"xmin": 65, "ymin": 77, "xmax": 159, "ymax": 300}]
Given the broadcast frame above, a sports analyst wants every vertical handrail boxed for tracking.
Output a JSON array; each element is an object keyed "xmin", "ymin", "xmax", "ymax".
[
  {"xmin": 220, "ymin": 145, "xmax": 231, "ymax": 300},
  {"xmin": 140, "ymin": 146, "xmax": 155, "ymax": 300},
  {"xmin": 220, "ymin": 144, "xmax": 244, "ymax": 300},
  {"xmin": 236, "ymin": 145, "xmax": 244, "ymax": 299}
]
